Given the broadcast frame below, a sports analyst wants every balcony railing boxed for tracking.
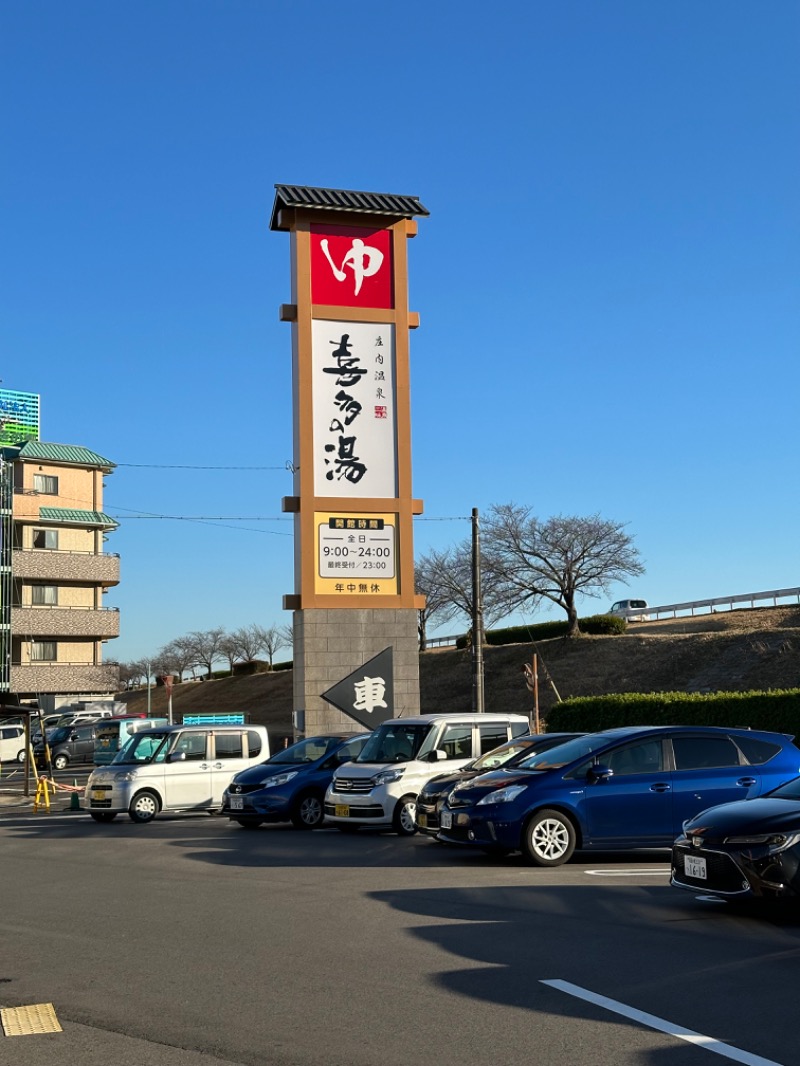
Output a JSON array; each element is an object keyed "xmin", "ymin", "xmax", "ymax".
[
  {"xmin": 11, "ymin": 605, "xmax": 120, "ymax": 638},
  {"xmin": 11, "ymin": 549, "xmax": 120, "ymax": 586},
  {"xmin": 11, "ymin": 662, "xmax": 120, "ymax": 694}
]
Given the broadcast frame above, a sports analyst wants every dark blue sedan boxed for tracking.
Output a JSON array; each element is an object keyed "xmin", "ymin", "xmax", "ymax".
[
  {"xmin": 221, "ymin": 733, "xmax": 370, "ymax": 830},
  {"xmin": 436, "ymin": 726, "xmax": 800, "ymax": 866}
]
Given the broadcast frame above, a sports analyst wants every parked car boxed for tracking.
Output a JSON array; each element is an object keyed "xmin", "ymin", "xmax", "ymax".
[
  {"xmin": 222, "ymin": 732, "xmax": 371, "ymax": 830},
  {"xmin": 84, "ymin": 724, "xmax": 270, "ymax": 823},
  {"xmin": 0, "ymin": 724, "xmax": 27, "ymax": 765},
  {"xmin": 608, "ymin": 599, "xmax": 650, "ymax": 621},
  {"xmin": 94, "ymin": 717, "xmax": 169, "ymax": 765},
  {"xmin": 34, "ymin": 723, "xmax": 99, "ymax": 770},
  {"xmin": 325, "ymin": 713, "xmax": 530, "ymax": 836},
  {"xmin": 56, "ymin": 709, "xmax": 113, "ymax": 727},
  {"xmin": 416, "ymin": 732, "xmax": 584, "ymax": 836},
  {"xmin": 435, "ymin": 726, "xmax": 800, "ymax": 865},
  {"xmin": 672, "ymin": 773, "xmax": 800, "ymax": 902}
]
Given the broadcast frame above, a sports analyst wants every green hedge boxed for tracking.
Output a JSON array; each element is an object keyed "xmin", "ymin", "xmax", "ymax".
[
  {"xmin": 545, "ymin": 689, "xmax": 800, "ymax": 735},
  {"xmin": 455, "ymin": 614, "xmax": 626, "ymax": 648}
]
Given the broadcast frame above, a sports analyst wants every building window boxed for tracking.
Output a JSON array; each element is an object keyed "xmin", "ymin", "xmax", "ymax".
[
  {"xmin": 31, "ymin": 641, "xmax": 57, "ymax": 662},
  {"xmin": 33, "ymin": 474, "xmax": 58, "ymax": 495},
  {"xmin": 33, "ymin": 529, "xmax": 59, "ymax": 550},
  {"xmin": 31, "ymin": 585, "xmax": 58, "ymax": 606}
]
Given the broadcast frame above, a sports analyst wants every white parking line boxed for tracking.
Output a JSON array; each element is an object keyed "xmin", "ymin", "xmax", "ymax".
[
  {"xmin": 541, "ymin": 980, "xmax": 784, "ymax": 1065},
  {"xmin": 585, "ymin": 868, "xmax": 670, "ymax": 876}
]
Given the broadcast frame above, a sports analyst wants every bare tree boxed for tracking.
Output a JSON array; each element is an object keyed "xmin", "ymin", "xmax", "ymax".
[
  {"xmin": 252, "ymin": 624, "xmax": 286, "ymax": 668},
  {"xmin": 421, "ymin": 541, "xmax": 508, "ymax": 642},
  {"xmin": 118, "ymin": 661, "xmax": 143, "ymax": 690},
  {"xmin": 187, "ymin": 627, "xmax": 226, "ymax": 678},
  {"xmin": 278, "ymin": 624, "xmax": 294, "ymax": 657},
  {"xmin": 159, "ymin": 637, "xmax": 197, "ymax": 681},
  {"xmin": 485, "ymin": 504, "xmax": 645, "ymax": 637},
  {"xmin": 415, "ymin": 554, "xmax": 458, "ymax": 649},
  {"xmin": 230, "ymin": 624, "xmax": 267, "ymax": 663},
  {"xmin": 218, "ymin": 633, "xmax": 242, "ymax": 674}
]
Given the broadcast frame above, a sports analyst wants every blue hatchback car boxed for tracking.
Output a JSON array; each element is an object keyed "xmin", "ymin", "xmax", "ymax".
[
  {"xmin": 436, "ymin": 726, "xmax": 800, "ymax": 866},
  {"xmin": 221, "ymin": 733, "xmax": 371, "ymax": 830}
]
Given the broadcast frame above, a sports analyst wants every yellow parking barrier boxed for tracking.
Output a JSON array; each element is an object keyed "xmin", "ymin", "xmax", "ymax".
[{"xmin": 33, "ymin": 777, "xmax": 54, "ymax": 813}]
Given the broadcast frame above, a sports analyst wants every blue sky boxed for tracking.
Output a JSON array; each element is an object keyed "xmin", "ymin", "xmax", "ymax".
[{"xmin": 2, "ymin": 1, "xmax": 798, "ymax": 661}]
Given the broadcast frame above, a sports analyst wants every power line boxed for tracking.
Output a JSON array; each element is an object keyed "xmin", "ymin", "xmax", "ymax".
[{"xmin": 116, "ymin": 463, "xmax": 290, "ymax": 470}]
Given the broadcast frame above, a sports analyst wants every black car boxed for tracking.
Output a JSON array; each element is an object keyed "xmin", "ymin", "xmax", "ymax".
[
  {"xmin": 415, "ymin": 732, "xmax": 583, "ymax": 836},
  {"xmin": 672, "ymin": 774, "xmax": 800, "ymax": 902},
  {"xmin": 33, "ymin": 723, "xmax": 98, "ymax": 770}
]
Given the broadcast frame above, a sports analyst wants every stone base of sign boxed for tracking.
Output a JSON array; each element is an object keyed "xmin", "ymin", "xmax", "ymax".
[{"xmin": 292, "ymin": 608, "xmax": 420, "ymax": 736}]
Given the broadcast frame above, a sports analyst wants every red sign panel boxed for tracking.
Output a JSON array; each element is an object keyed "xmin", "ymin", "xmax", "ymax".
[{"xmin": 310, "ymin": 224, "xmax": 394, "ymax": 309}]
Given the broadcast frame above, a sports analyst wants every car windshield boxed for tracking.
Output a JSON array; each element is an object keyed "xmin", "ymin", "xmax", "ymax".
[
  {"xmin": 767, "ymin": 777, "xmax": 800, "ymax": 801},
  {"xmin": 473, "ymin": 740, "xmax": 536, "ymax": 771},
  {"xmin": 113, "ymin": 732, "xmax": 171, "ymax": 765},
  {"xmin": 45, "ymin": 727, "xmax": 71, "ymax": 744},
  {"xmin": 267, "ymin": 736, "xmax": 344, "ymax": 765},
  {"xmin": 517, "ymin": 735, "xmax": 612, "ymax": 771},
  {"xmin": 357, "ymin": 723, "xmax": 432, "ymax": 764}
]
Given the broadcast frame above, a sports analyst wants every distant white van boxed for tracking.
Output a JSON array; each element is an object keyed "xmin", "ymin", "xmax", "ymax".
[
  {"xmin": 84, "ymin": 723, "xmax": 270, "ymax": 823},
  {"xmin": 609, "ymin": 599, "xmax": 650, "ymax": 621}
]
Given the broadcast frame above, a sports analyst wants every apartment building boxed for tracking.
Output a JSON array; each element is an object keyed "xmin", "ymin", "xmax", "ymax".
[{"xmin": 0, "ymin": 440, "xmax": 120, "ymax": 711}]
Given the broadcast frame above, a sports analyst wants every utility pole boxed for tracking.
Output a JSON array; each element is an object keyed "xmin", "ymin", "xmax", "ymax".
[{"xmin": 471, "ymin": 507, "xmax": 485, "ymax": 713}]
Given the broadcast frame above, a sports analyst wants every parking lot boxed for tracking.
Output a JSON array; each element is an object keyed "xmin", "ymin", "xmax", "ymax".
[{"xmin": 0, "ymin": 807, "xmax": 797, "ymax": 1066}]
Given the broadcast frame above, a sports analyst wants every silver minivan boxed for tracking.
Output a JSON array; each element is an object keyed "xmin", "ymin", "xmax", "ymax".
[
  {"xmin": 325, "ymin": 713, "xmax": 530, "ymax": 835},
  {"xmin": 84, "ymin": 724, "xmax": 270, "ymax": 823}
]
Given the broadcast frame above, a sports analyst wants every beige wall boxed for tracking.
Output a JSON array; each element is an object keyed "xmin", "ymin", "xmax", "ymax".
[
  {"xmin": 17, "ymin": 639, "xmax": 97, "ymax": 666},
  {"xmin": 21, "ymin": 585, "xmax": 96, "ymax": 608},
  {"xmin": 23, "ymin": 526, "xmax": 96, "ymax": 552}
]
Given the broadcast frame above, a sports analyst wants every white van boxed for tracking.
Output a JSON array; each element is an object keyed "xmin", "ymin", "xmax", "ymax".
[
  {"xmin": 324, "ymin": 713, "xmax": 529, "ymax": 835},
  {"xmin": 0, "ymin": 724, "xmax": 26, "ymax": 765},
  {"xmin": 608, "ymin": 599, "xmax": 650, "ymax": 621},
  {"xmin": 84, "ymin": 723, "xmax": 270, "ymax": 823}
]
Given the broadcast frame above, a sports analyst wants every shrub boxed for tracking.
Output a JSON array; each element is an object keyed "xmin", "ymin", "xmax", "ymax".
[
  {"xmin": 545, "ymin": 689, "xmax": 800, "ymax": 734},
  {"xmin": 455, "ymin": 614, "xmax": 626, "ymax": 648},
  {"xmin": 232, "ymin": 659, "xmax": 271, "ymax": 676}
]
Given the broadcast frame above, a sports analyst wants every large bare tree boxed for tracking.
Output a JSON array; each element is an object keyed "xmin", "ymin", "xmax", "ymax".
[
  {"xmin": 485, "ymin": 504, "xmax": 645, "ymax": 637},
  {"xmin": 187, "ymin": 627, "xmax": 226, "ymax": 678},
  {"xmin": 418, "ymin": 541, "xmax": 508, "ymax": 643},
  {"xmin": 414, "ymin": 555, "xmax": 458, "ymax": 649}
]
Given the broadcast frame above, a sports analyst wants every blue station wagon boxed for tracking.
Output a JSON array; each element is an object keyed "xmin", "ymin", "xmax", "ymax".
[{"xmin": 436, "ymin": 726, "xmax": 800, "ymax": 866}]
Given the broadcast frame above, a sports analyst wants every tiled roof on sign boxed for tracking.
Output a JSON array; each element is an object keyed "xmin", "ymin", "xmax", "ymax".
[
  {"xmin": 7, "ymin": 440, "xmax": 115, "ymax": 469},
  {"xmin": 270, "ymin": 184, "xmax": 429, "ymax": 230},
  {"xmin": 39, "ymin": 508, "xmax": 118, "ymax": 529}
]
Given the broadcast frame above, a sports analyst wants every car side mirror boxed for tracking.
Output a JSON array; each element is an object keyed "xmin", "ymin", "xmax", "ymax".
[
  {"xmin": 588, "ymin": 764, "xmax": 613, "ymax": 783},
  {"xmin": 167, "ymin": 751, "xmax": 186, "ymax": 763},
  {"xmin": 433, "ymin": 749, "xmax": 448, "ymax": 761},
  {"xmin": 70, "ymin": 733, "xmax": 79, "ymax": 741}
]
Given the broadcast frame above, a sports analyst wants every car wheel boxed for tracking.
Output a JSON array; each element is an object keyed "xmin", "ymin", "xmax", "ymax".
[
  {"xmin": 291, "ymin": 792, "xmax": 325, "ymax": 829},
  {"xmin": 521, "ymin": 808, "xmax": 576, "ymax": 867},
  {"xmin": 90, "ymin": 812, "xmax": 117, "ymax": 823},
  {"xmin": 392, "ymin": 794, "xmax": 418, "ymax": 836},
  {"xmin": 128, "ymin": 790, "xmax": 160, "ymax": 824},
  {"xmin": 16, "ymin": 749, "xmax": 26, "ymax": 764},
  {"xmin": 53, "ymin": 753, "xmax": 69, "ymax": 770},
  {"xmin": 236, "ymin": 819, "xmax": 263, "ymax": 830}
]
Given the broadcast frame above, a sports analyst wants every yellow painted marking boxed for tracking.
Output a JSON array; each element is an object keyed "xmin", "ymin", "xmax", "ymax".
[{"xmin": 1, "ymin": 1003, "xmax": 62, "ymax": 1036}]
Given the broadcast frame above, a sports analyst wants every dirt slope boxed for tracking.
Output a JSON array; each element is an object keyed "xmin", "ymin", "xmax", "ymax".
[{"xmin": 117, "ymin": 606, "xmax": 800, "ymax": 735}]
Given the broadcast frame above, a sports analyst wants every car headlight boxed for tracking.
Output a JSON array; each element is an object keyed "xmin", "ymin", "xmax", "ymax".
[
  {"xmin": 476, "ymin": 785, "xmax": 527, "ymax": 806},
  {"xmin": 374, "ymin": 767, "xmax": 406, "ymax": 786},
  {"xmin": 725, "ymin": 832, "xmax": 800, "ymax": 853},
  {"xmin": 260, "ymin": 772, "xmax": 298, "ymax": 788},
  {"xmin": 113, "ymin": 771, "xmax": 137, "ymax": 782}
]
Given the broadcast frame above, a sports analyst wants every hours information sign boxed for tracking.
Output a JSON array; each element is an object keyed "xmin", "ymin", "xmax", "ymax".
[{"xmin": 318, "ymin": 518, "xmax": 396, "ymax": 580}]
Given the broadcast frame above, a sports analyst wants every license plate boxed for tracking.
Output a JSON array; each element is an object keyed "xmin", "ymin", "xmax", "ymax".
[
  {"xmin": 417, "ymin": 812, "xmax": 427, "ymax": 828},
  {"xmin": 686, "ymin": 855, "xmax": 707, "ymax": 880},
  {"xmin": 230, "ymin": 796, "xmax": 244, "ymax": 811},
  {"xmin": 440, "ymin": 810, "xmax": 452, "ymax": 830},
  {"xmin": 92, "ymin": 790, "xmax": 106, "ymax": 800},
  {"xmin": 335, "ymin": 804, "xmax": 350, "ymax": 818}
]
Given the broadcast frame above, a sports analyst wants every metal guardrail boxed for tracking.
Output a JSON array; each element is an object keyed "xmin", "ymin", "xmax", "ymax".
[
  {"xmin": 626, "ymin": 587, "xmax": 800, "ymax": 620},
  {"xmin": 424, "ymin": 586, "xmax": 800, "ymax": 644}
]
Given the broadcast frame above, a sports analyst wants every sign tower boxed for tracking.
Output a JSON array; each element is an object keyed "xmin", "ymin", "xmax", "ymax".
[{"xmin": 271, "ymin": 185, "xmax": 429, "ymax": 733}]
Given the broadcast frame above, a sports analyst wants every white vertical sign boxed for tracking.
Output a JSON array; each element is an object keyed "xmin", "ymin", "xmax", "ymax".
[{"xmin": 312, "ymin": 320, "xmax": 397, "ymax": 498}]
